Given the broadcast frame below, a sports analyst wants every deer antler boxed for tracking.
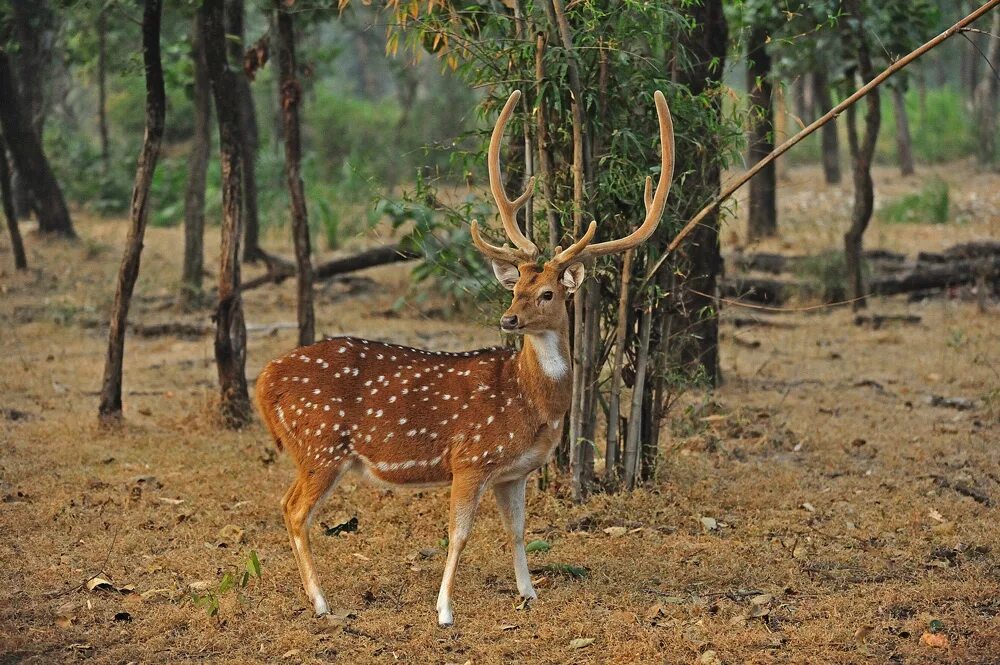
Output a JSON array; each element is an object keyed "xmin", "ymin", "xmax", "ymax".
[
  {"xmin": 477, "ymin": 90, "xmax": 538, "ymax": 263},
  {"xmin": 551, "ymin": 90, "xmax": 674, "ymax": 267},
  {"xmin": 469, "ymin": 220, "xmax": 536, "ymax": 265}
]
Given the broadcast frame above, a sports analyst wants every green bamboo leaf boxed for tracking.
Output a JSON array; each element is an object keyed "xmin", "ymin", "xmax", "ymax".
[{"xmin": 247, "ymin": 550, "xmax": 262, "ymax": 578}]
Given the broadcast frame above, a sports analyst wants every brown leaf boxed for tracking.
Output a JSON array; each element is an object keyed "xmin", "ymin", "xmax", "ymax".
[
  {"xmin": 920, "ymin": 632, "xmax": 949, "ymax": 648},
  {"xmin": 86, "ymin": 576, "xmax": 114, "ymax": 592}
]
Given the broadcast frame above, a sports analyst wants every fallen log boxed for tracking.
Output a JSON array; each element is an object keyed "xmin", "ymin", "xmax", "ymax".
[
  {"xmin": 870, "ymin": 256, "xmax": 999, "ymax": 297},
  {"xmin": 731, "ymin": 249, "xmax": 907, "ymax": 275},
  {"xmin": 243, "ymin": 244, "xmax": 421, "ymax": 291},
  {"xmin": 722, "ymin": 255, "xmax": 998, "ymax": 305}
]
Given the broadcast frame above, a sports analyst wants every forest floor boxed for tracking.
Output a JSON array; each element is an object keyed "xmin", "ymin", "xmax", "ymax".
[{"xmin": 1, "ymin": 162, "xmax": 999, "ymax": 664}]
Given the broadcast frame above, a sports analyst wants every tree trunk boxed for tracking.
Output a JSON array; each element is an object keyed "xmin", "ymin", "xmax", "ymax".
[
  {"xmin": 746, "ymin": 24, "xmax": 777, "ymax": 240},
  {"xmin": 814, "ymin": 68, "xmax": 841, "ymax": 184},
  {"xmin": 98, "ymin": 0, "xmax": 165, "ymax": 423},
  {"xmin": 892, "ymin": 85, "xmax": 915, "ymax": 176},
  {"xmin": 182, "ymin": 15, "xmax": 211, "ymax": 304},
  {"xmin": 226, "ymin": 0, "xmax": 264, "ymax": 263},
  {"xmin": 0, "ymin": 52, "xmax": 75, "ymax": 238},
  {"xmin": 0, "ymin": 138, "xmax": 27, "ymax": 271},
  {"xmin": 661, "ymin": 0, "xmax": 726, "ymax": 384},
  {"xmin": 275, "ymin": 2, "xmax": 315, "ymax": 348},
  {"xmin": 10, "ymin": 0, "xmax": 56, "ymax": 217},
  {"xmin": 974, "ymin": 11, "xmax": 1000, "ymax": 168},
  {"xmin": 843, "ymin": 3, "xmax": 881, "ymax": 312},
  {"xmin": 202, "ymin": 0, "xmax": 252, "ymax": 428},
  {"xmin": 97, "ymin": 7, "xmax": 110, "ymax": 171}
]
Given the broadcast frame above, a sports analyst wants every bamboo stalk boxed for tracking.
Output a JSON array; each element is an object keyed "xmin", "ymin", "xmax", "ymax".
[
  {"xmin": 605, "ymin": 248, "xmax": 633, "ymax": 486},
  {"xmin": 534, "ymin": 32, "xmax": 559, "ymax": 249},
  {"xmin": 623, "ymin": 302, "xmax": 653, "ymax": 490},
  {"xmin": 644, "ymin": 0, "xmax": 1000, "ymax": 285}
]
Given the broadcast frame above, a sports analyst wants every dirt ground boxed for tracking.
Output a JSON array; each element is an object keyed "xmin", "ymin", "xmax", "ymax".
[{"xmin": 1, "ymin": 162, "xmax": 998, "ymax": 664}]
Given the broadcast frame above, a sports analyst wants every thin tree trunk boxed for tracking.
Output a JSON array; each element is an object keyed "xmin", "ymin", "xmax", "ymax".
[
  {"xmin": 534, "ymin": 32, "xmax": 559, "ymax": 249},
  {"xmin": 0, "ymin": 138, "xmax": 27, "ymax": 271},
  {"xmin": 276, "ymin": 2, "xmax": 315, "ymax": 347},
  {"xmin": 892, "ymin": 85, "xmax": 915, "ymax": 176},
  {"xmin": 98, "ymin": 0, "xmax": 165, "ymax": 423},
  {"xmin": 182, "ymin": 15, "xmax": 211, "ymax": 303},
  {"xmin": 843, "ymin": 2, "xmax": 881, "ymax": 312},
  {"xmin": 814, "ymin": 68, "xmax": 841, "ymax": 184},
  {"xmin": 227, "ymin": 0, "xmax": 264, "ymax": 263},
  {"xmin": 605, "ymin": 249, "xmax": 632, "ymax": 486},
  {"xmin": 974, "ymin": 11, "xmax": 1000, "ymax": 168},
  {"xmin": 97, "ymin": 7, "xmax": 109, "ymax": 171},
  {"xmin": 203, "ymin": 0, "xmax": 252, "ymax": 428},
  {"xmin": 0, "ymin": 51, "xmax": 74, "ymax": 238},
  {"xmin": 746, "ymin": 24, "xmax": 777, "ymax": 240},
  {"xmin": 624, "ymin": 304, "xmax": 652, "ymax": 490}
]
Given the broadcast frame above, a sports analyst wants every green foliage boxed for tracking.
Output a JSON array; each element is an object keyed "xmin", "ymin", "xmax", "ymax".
[
  {"xmin": 878, "ymin": 179, "xmax": 949, "ymax": 225},
  {"xmin": 525, "ymin": 539, "xmax": 551, "ymax": 554},
  {"xmin": 191, "ymin": 549, "xmax": 265, "ymax": 619},
  {"xmin": 878, "ymin": 88, "xmax": 976, "ymax": 164}
]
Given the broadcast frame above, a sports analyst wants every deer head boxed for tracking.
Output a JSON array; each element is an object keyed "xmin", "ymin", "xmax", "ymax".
[{"xmin": 470, "ymin": 89, "xmax": 674, "ymax": 335}]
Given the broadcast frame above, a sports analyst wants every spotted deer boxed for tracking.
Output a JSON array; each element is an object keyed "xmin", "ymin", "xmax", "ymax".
[{"xmin": 255, "ymin": 89, "xmax": 673, "ymax": 626}]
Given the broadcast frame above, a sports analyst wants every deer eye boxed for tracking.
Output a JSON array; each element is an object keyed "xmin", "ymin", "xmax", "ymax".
[{"xmin": 539, "ymin": 291, "xmax": 554, "ymax": 302}]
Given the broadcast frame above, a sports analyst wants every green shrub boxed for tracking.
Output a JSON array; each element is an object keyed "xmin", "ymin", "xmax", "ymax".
[{"xmin": 878, "ymin": 179, "xmax": 949, "ymax": 224}]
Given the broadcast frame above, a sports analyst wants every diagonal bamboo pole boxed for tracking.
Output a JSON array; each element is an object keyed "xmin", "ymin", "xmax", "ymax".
[{"xmin": 643, "ymin": 0, "xmax": 1000, "ymax": 286}]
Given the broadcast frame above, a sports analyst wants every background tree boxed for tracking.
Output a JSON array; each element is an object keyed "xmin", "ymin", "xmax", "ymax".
[
  {"xmin": 0, "ymin": 44, "xmax": 75, "ymax": 238},
  {"xmin": 841, "ymin": 0, "xmax": 879, "ymax": 310},
  {"xmin": 974, "ymin": 10, "xmax": 1000, "ymax": 168},
  {"xmin": 182, "ymin": 15, "xmax": 211, "ymax": 305},
  {"xmin": 8, "ymin": 0, "xmax": 57, "ymax": 217},
  {"xmin": 275, "ymin": 1, "xmax": 316, "ymax": 347},
  {"xmin": 743, "ymin": 4, "xmax": 779, "ymax": 240},
  {"xmin": 202, "ymin": 0, "xmax": 252, "ymax": 428},
  {"xmin": 98, "ymin": 0, "xmax": 165, "ymax": 422},
  {"xmin": 0, "ymin": 134, "xmax": 27, "ymax": 270},
  {"xmin": 226, "ymin": 0, "xmax": 264, "ymax": 263}
]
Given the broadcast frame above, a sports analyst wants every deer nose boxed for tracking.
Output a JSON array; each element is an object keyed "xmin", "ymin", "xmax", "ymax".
[{"xmin": 500, "ymin": 315, "xmax": 519, "ymax": 331}]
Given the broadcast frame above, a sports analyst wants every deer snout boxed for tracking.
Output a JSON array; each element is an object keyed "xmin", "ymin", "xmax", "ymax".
[{"xmin": 500, "ymin": 314, "xmax": 520, "ymax": 331}]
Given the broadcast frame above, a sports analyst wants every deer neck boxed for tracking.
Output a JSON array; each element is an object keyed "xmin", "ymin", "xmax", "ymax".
[{"xmin": 513, "ymin": 328, "xmax": 572, "ymax": 421}]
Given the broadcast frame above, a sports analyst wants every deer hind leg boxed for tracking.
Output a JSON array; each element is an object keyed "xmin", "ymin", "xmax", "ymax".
[
  {"xmin": 282, "ymin": 464, "xmax": 346, "ymax": 617},
  {"xmin": 436, "ymin": 473, "xmax": 486, "ymax": 627},
  {"xmin": 493, "ymin": 477, "xmax": 536, "ymax": 601}
]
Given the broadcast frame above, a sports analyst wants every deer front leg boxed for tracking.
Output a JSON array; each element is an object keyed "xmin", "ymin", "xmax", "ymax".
[
  {"xmin": 494, "ymin": 477, "xmax": 536, "ymax": 601},
  {"xmin": 436, "ymin": 474, "xmax": 485, "ymax": 627}
]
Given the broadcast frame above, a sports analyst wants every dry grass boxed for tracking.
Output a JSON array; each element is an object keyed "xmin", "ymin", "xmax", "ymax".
[{"xmin": 1, "ymin": 163, "xmax": 999, "ymax": 664}]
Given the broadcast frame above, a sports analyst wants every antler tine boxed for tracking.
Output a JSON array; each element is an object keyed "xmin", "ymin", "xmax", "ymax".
[
  {"xmin": 571, "ymin": 90, "xmax": 674, "ymax": 262},
  {"xmin": 550, "ymin": 221, "xmax": 597, "ymax": 267},
  {"xmin": 470, "ymin": 220, "xmax": 534, "ymax": 266},
  {"xmin": 489, "ymin": 90, "xmax": 539, "ymax": 259}
]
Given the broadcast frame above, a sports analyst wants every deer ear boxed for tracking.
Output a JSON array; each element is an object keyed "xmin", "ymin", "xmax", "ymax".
[
  {"xmin": 560, "ymin": 262, "xmax": 586, "ymax": 294},
  {"xmin": 491, "ymin": 260, "xmax": 520, "ymax": 290}
]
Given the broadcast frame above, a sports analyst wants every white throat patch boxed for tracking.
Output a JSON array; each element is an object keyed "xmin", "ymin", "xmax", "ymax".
[{"xmin": 530, "ymin": 331, "xmax": 568, "ymax": 380}]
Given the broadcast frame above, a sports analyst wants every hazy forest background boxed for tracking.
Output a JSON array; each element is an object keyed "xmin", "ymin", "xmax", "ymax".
[{"xmin": 1, "ymin": 0, "xmax": 998, "ymax": 662}]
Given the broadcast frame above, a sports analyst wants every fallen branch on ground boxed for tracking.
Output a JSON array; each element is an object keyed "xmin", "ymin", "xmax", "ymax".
[{"xmin": 242, "ymin": 244, "xmax": 421, "ymax": 291}]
